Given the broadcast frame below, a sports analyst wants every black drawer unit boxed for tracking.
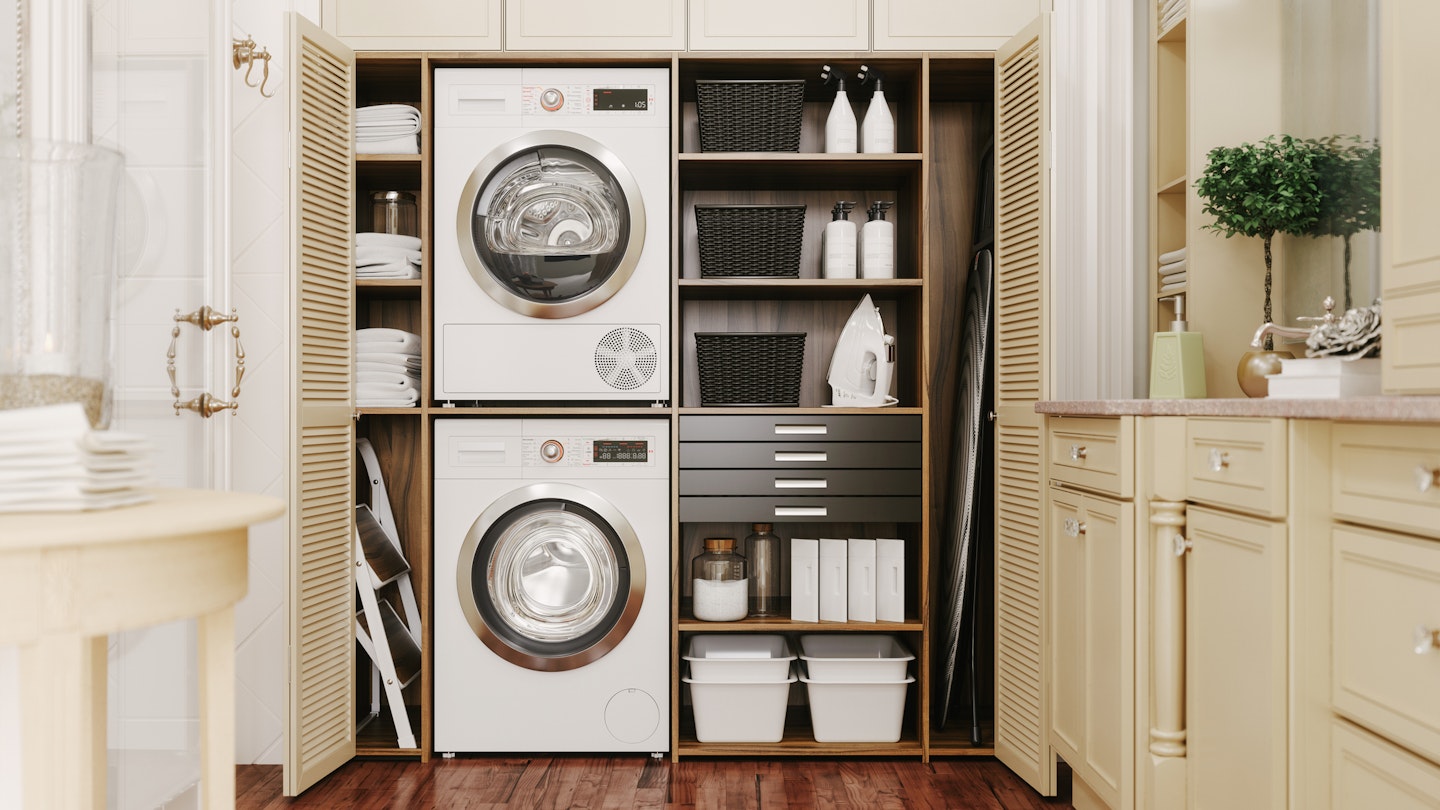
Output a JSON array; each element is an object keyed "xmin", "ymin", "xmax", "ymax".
[{"xmin": 678, "ymin": 414, "xmax": 923, "ymax": 523}]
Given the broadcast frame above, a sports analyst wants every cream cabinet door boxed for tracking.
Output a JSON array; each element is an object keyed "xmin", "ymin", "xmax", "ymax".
[
  {"xmin": 873, "ymin": 0, "xmax": 1040, "ymax": 51},
  {"xmin": 687, "ymin": 0, "xmax": 869, "ymax": 51},
  {"xmin": 1186, "ymin": 506, "xmax": 1288, "ymax": 810},
  {"xmin": 506, "ymin": 0, "xmax": 685, "ymax": 51},
  {"xmin": 320, "ymin": 0, "xmax": 501, "ymax": 51},
  {"xmin": 1048, "ymin": 488, "xmax": 1132, "ymax": 810}
]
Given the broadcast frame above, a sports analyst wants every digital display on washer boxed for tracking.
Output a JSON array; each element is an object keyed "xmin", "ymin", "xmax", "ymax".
[
  {"xmin": 593, "ymin": 439, "xmax": 648, "ymax": 463},
  {"xmin": 593, "ymin": 88, "xmax": 648, "ymax": 111}
]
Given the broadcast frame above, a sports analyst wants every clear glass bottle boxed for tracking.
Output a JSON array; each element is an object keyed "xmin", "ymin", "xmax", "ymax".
[
  {"xmin": 691, "ymin": 537, "xmax": 748, "ymax": 621},
  {"xmin": 744, "ymin": 523, "xmax": 787, "ymax": 617}
]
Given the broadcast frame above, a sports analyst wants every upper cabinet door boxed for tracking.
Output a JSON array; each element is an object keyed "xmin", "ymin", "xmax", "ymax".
[
  {"xmin": 873, "ymin": 0, "xmax": 1039, "ymax": 52},
  {"xmin": 687, "ymin": 0, "xmax": 869, "ymax": 51},
  {"xmin": 506, "ymin": 0, "xmax": 686, "ymax": 50},
  {"xmin": 320, "ymin": 0, "xmax": 501, "ymax": 51}
]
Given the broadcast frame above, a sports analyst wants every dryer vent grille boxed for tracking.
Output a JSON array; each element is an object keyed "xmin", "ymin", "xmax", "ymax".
[{"xmin": 594, "ymin": 328, "xmax": 658, "ymax": 391}]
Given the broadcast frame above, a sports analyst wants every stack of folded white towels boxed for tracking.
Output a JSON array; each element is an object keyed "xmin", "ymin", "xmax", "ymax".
[
  {"xmin": 1159, "ymin": 0, "xmax": 1186, "ymax": 31},
  {"xmin": 0, "ymin": 403, "xmax": 153, "ymax": 512},
  {"xmin": 356, "ymin": 104, "xmax": 421, "ymax": 155},
  {"xmin": 356, "ymin": 328, "xmax": 422, "ymax": 408},
  {"xmin": 1158, "ymin": 246, "xmax": 1187, "ymax": 293},
  {"xmin": 356, "ymin": 232, "xmax": 421, "ymax": 280}
]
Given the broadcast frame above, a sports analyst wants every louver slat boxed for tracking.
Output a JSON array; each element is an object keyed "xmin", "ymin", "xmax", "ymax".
[{"xmin": 284, "ymin": 13, "xmax": 355, "ymax": 799}]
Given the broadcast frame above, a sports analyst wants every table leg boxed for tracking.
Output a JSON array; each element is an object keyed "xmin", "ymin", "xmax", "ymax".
[
  {"xmin": 198, "ymin": 605, "xmax": 236, "ymax": 810},
  {"xmin": 20, "ymin": 633, "xmax": 106, "ymax": 810}
]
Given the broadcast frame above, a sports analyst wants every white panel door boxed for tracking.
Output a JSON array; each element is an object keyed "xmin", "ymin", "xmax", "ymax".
[
  {"xmin": 321, "ymin": 0, "xmax": 501, "ymax": 51},
  {"xmin": 687, "ymin": 0, "xmax": 869, "ymax": 51},
  {"xmin": 873, "ymin": 0, "xmax": 1040, "ymax": 51},
  {"xmin": 507, "ymin": 0, "xmax": 685, "ymax": 50}
]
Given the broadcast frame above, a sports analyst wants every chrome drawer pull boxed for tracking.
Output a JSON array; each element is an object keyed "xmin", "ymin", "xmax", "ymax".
[
  {"xmin": 1208, "ymin": 448, "xmax": 1229, "ymax": 472},
  {"xmin": 775, "ymin": 424, "xmax": 827, "ymax": 436},
  {"xmin": 1070, "ymin": 444, "xmax": 1087, "ymax": 461},
  {"xmin": 1414, "ymin": 625, "xmax": 1440, "ymax": 655},
  {"xmin": 775, "ymin": 451, "xmax": 827, "ymax": 463},
  {"xmin": 775, "ymin": 506, "xmax": 827, "ymax": 517},
  {"xmin": 775, "ymin": 479, "xmax": 827, "ymax": 490},
  {"xmin": 1415, "ymin": 465, "xmax": 1440, "ymax": 494},
  {"xmin": 1063, "ymin": 518, "xmax": 1086, "ymax": 537},
  {"xmin": 1173, "ymin": 535, "xmax": 1192, "ymax": 557}
]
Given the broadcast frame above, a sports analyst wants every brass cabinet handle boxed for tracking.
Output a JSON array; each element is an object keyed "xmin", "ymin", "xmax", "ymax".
[
  {"xmin": 169, "ymin": 306, "xmax": 245, "ymax": 418},
  {"xmin": 1415, "ymin": 465, "xmax": 1439, "ymax": 494}
]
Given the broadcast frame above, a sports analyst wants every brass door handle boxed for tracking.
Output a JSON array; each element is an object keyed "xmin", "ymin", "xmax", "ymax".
[{"xmin": 169, "ymin": 306, "xmax": 246, "ymax": 417}]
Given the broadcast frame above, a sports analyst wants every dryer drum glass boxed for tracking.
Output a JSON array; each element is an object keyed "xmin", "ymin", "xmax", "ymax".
[
  {"xmin": 486, "ymin": 507, "xmax": 620, "ymax": 644},
  {"xmin": 470, "ymin": 146, "xmax": 630, "ymax": 304}
]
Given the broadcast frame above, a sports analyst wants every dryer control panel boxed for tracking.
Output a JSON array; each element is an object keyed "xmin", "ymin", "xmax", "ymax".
[
  {"xmin": 521, "ymin": 435, "xmax": 657, "ymax": 468},
  {"xmin": 520, "ymin": 84, "xmax": 657, "ymax": 116}
]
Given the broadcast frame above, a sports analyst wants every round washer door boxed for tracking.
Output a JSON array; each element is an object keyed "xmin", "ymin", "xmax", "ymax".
[
  {"xmin": 456, "ymin": 130, "xmax": 645, "ymax": 319},
  {"xmin": 457, "ymin": 482, "xmax": 646, "ymax": 672}
]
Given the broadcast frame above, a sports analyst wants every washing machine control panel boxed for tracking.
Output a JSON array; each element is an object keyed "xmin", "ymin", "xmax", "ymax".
[
  {"xmin": 522, "ymin": 436, "xmax": 655, "ymax": 467},
  {"xmin": 520, "ymin": 85, "xmax": 656, "ymax": 116}
]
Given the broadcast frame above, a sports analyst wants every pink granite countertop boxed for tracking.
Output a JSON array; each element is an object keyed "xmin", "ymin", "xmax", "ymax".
[{"xmin": 1036, "ymin": 397, "xmax": 1440, "ymax": 422}]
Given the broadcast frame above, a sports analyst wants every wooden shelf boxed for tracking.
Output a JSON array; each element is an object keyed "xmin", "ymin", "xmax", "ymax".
[
  {"xmin": 432, "ymin": 405, "xmax": 672, "ymax": 416},
  {"xmin": 357, "ymin": 279, "xmax": 423, "ymax": 299},
  {"xmin": 678, "ymin": 154, "xmax": 923, "ymax": 191},
  {"xmin": 679, "ymin": 278, "xmax": 923, "ymax": 301},
  {"xmin": 678, "ymin": 610, "xmax": 924, "ymax": 633},
  {"xmin": 357, "ymin": 153, "xmax": 421, "ymax": 164},
  {"xmin": 1156, "ymin": 174, "xmax": 1187, "ymax": 196},
  {"xmin": 676, "ymin": 406, "xmax": 924, "ymax": 416},
  {"xmin": 1158, "ymin": 15, "xmax": 1187, "ymax": 43}
]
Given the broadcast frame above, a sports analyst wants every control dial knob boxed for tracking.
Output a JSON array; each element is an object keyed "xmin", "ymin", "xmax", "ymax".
[
  {"xmin": 539, "ymin": 88, "xmax": 564, "ymax": 111},
  {"xmin": 540, "ymin": 439, "xmax": 565, "ymax": 462}
]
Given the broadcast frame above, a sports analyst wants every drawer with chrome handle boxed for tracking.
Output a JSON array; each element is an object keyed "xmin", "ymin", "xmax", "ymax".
[
  {"xmin": 1046, "ymin": 416, "xmax": 1133, "ymax": 497},
  {"xmin": 1184, "ymin": 417, "xmax": 1288, "ymax": 519},
  {"xmin": 680, "ymin": 468, "xmax": 921, "ymax": 497},
  {"xmin": 1332, "ymin": 524, "xmax": 1440, "ymax": 764},
  {"xmin": 679, "ymin": 496, "xmax": 921, "ymax": 523},
  {"xmin": 679, "ymin": 441, "xmax": 921, "ymax": 470},
  {"xmin": 680, "ymin": 414, "xmax": 921, "ymax": 443},
  {"xmin": 1332, "ymin": 422, "xmax": 1440, "ymax": 541}
]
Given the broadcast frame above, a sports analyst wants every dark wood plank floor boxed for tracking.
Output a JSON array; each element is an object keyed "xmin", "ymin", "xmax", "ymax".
[{"xmin": 238, "ymin": 757, "xmax": 1072, "ymax": 809}]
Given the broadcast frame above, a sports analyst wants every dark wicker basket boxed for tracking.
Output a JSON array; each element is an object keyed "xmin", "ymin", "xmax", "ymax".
[
  {"xmin": 695, "ymin": 79, "xmax": 806, "ymax": 152},
  {"xmin": 695, "ymin": 204, "xmax": 806, "ymax": 278},
  {"xmin": 695, "ymin": 332, "xmax": 806, "ymax": 407}
]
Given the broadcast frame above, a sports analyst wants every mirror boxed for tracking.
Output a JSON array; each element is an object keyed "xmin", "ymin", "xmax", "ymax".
[{"xmin": 1281, "ymin": 0, "xmax": 1381, "ymax": 317}]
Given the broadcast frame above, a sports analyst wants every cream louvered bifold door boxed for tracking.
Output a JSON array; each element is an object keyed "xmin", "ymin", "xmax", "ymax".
[
  {"xmin": 993, "ymin": 13, "xmax": 1053, "ymax": 796},
  {"xmin": 284, "ymin": 13, "xmax": 357, "ymax": 798}
]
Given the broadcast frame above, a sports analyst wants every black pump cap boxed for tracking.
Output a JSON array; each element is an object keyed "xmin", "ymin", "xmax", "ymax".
[
  {"xmin": 858, "ymin": 64, "xmax": 884, "ymax": 91},
  {"xmin": 821, "ymin": 64, "xmax": 847, "ymax": 91}
]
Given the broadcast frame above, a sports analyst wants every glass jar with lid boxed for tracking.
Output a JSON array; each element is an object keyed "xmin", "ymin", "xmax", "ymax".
[{"xmin": 691, "ymin": 537, "xmax": 748, "ymax": 621}]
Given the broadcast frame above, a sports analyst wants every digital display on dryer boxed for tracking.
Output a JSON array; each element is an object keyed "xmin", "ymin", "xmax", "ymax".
[
  {"xmin": 593, "ymin": 88, "xmax": 648, "ymax": 111},
  {"xmin": 593, "ymin": 439, "xmax": 648, "ymax": 463}
]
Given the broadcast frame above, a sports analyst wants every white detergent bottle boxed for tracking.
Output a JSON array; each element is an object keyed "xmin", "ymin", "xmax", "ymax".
[
  {"xmin": 857, "ymin": 64, "xmax": 895, "ymax": 154},
  {"xmin": 822, "ymin": 201, "xmax": 858, "ymax": 279},
  {"xmin": 859, "ymin": 201, "xmax": 895, "ymax": 279},
  {"xmin": 820, "ymin": 64, "xmax": 857, "ymax": 154}
]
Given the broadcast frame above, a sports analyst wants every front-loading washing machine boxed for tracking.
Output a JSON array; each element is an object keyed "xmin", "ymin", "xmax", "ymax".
[
  {"xmin": 434, "ymin": 67, "xmax": 670, "ymax": 403},
  {"xmin": 434, "ymin": 418, "xmax": 669, "ymax": 753}
]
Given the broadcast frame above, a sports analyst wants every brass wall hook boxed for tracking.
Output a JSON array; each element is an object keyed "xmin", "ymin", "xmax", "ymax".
[{"xmin": 232, "ymin": 36, "xmax": 276, "ymax": 99}]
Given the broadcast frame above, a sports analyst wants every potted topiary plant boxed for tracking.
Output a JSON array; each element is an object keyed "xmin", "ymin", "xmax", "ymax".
[
  {"xmin": 1195, "ymin": 134, "xmax": 1326, "ymax": 395},
  {"xmin": 1307, "ymin": 135, "xmax": 1381, "ymax": 310}
]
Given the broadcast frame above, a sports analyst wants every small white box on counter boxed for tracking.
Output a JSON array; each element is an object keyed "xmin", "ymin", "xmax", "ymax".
[
  {"xmin": 819, "ymin": 538, "xmax": 848, "ymax": 622},
  {"xmin": 876, "ymin": 538, "xmax": 905, "ymax": 622},
  {"xmin": 790, "ymin": 538, "xmax": 819, "ymax": 622},
  {"xmin": 847, "ymin": 538, "xmax": 876, "ymax": 623}
]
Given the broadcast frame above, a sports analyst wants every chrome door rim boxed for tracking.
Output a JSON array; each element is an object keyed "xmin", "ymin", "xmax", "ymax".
[
  {"xmin": 455, "ymin": 130, "xmax": 647, "ymax": 319},
  {"xmin": 457, "ymin": 482, "xmax": 646, "ymax": 671}
]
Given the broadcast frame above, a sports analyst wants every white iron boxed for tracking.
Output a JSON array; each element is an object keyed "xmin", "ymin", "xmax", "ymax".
[{"xmin": 827, "ymin": 294, "xmax": 898, "ymax": 407}]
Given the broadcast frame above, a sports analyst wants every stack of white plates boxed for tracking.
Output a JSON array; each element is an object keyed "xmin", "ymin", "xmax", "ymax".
[
  {"xmin": 798, "ymin": 634, "xmax": 915, "ymax": 743},
  {"xmin": 0, "ymin": 403, "xmax": 153, "ymax": 512},
  {"xmin": 681, "ymin": 634, "xmax": 796, "ymax": 743}
]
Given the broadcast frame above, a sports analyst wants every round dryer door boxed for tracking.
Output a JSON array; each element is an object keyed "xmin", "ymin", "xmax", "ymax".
[
  {"xmin": 456, "ymin": 130, "xmax": 645, "ymax": 319},
  {"xmin": 457, "ymin": 482, "xmax": 646, "ymax": 672}
]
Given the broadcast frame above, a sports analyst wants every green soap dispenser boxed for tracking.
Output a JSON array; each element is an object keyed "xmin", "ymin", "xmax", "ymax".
[{"xmin": 1150, "ymin": 294, "xmax": 1207, "ymax": 398}]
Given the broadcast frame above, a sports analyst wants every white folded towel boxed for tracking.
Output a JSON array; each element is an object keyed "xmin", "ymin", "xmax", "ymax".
[
  {"xmin": 356, "ymin": 245, "xmax": 422, "ymax": 266},
  {"xmin": 1158, "ymin": 246, "xmax": 1188, "ymax": 265},
  {"xmin": 357, "ymin": 359, "xmax": 421, "ymax": 375},
  {"xmin": 357, "ymin": 383, "xmax": 419, "ymax": 405},
  {"xmin": 356, "ymin": 232, "xmax": 422, "ymax": 250},
  {"xmin": 357, "ymin": 370, "xmax": 420, "ymax": 387},
  {"xmin": 356, "ymin": 133, "xmax": 419, "ymax": 155},
  {"xmin": 1160, "ymin": 278, "xmax": 1188, "ymax": 293},
  {"xmin": 355, "ymin": 262, "xmax": 421, "ymax": 280},
  {"xmin": 354, "ymin": 351, "xmax": 423, "ymax": 370},
  {"xmin": 356, "ymin": 328, "xmax": 421, "ymax": 349},
  {"xmin": 1157, "ymin": 271, "xmax": 1187, "ymax": 285},
  {"xmin": 1158, "ymin": 259, "xmax": 1187, "ymax": 277},
  {"xmin": 356, "ymin": 104, "xmax": 420, "ymax": 122}
]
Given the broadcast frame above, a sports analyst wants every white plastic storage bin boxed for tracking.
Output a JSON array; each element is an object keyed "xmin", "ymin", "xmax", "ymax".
[
  {"xmin": 798, "ymin": 634, "xmax": 914, "ymax": 681},
  {"xmin": 801, "ymin": 672, "xmax": 915, "ymax": 743},
  {"xmin": 684, "ymin": 669, "xmax": 796, "ymax": 743},
  {"xmin": 684, "ymin": 634, "xmax": 795, "ymax": 681}
]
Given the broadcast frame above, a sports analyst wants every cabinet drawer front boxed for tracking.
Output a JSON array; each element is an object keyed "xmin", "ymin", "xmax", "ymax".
[
  {"xmin": 1185, "ymin": 417, "xmax": 1288, "ymax": 518},
  {"xmin": 1332, "ymin": 719, "xmax": 1440, "ymax": 810},
  {"xmin": 680, "ymin": 441, "xmax": 921, "ymax": 470},
  {"xmin": 1046, "ymin": 416, "xmax": 1133, "ymax": 497},
  {"xmin": 680, "ymin": 469, "xmax": 921, "ymax": 497},
  {"xmin": 1333, "ymin": 525, "xmax": 1440, "ymax": 763},
  {"xmin": 679, "ymin": 496, "xmax": 920, "ymax": 523},
  {"xmin": 680, "ymin": 414, "xmax": 921, "ymax": 443},
  {"xmin": 1333, "ymin": 423, "xmax": 1440, "ymax": 541}
]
